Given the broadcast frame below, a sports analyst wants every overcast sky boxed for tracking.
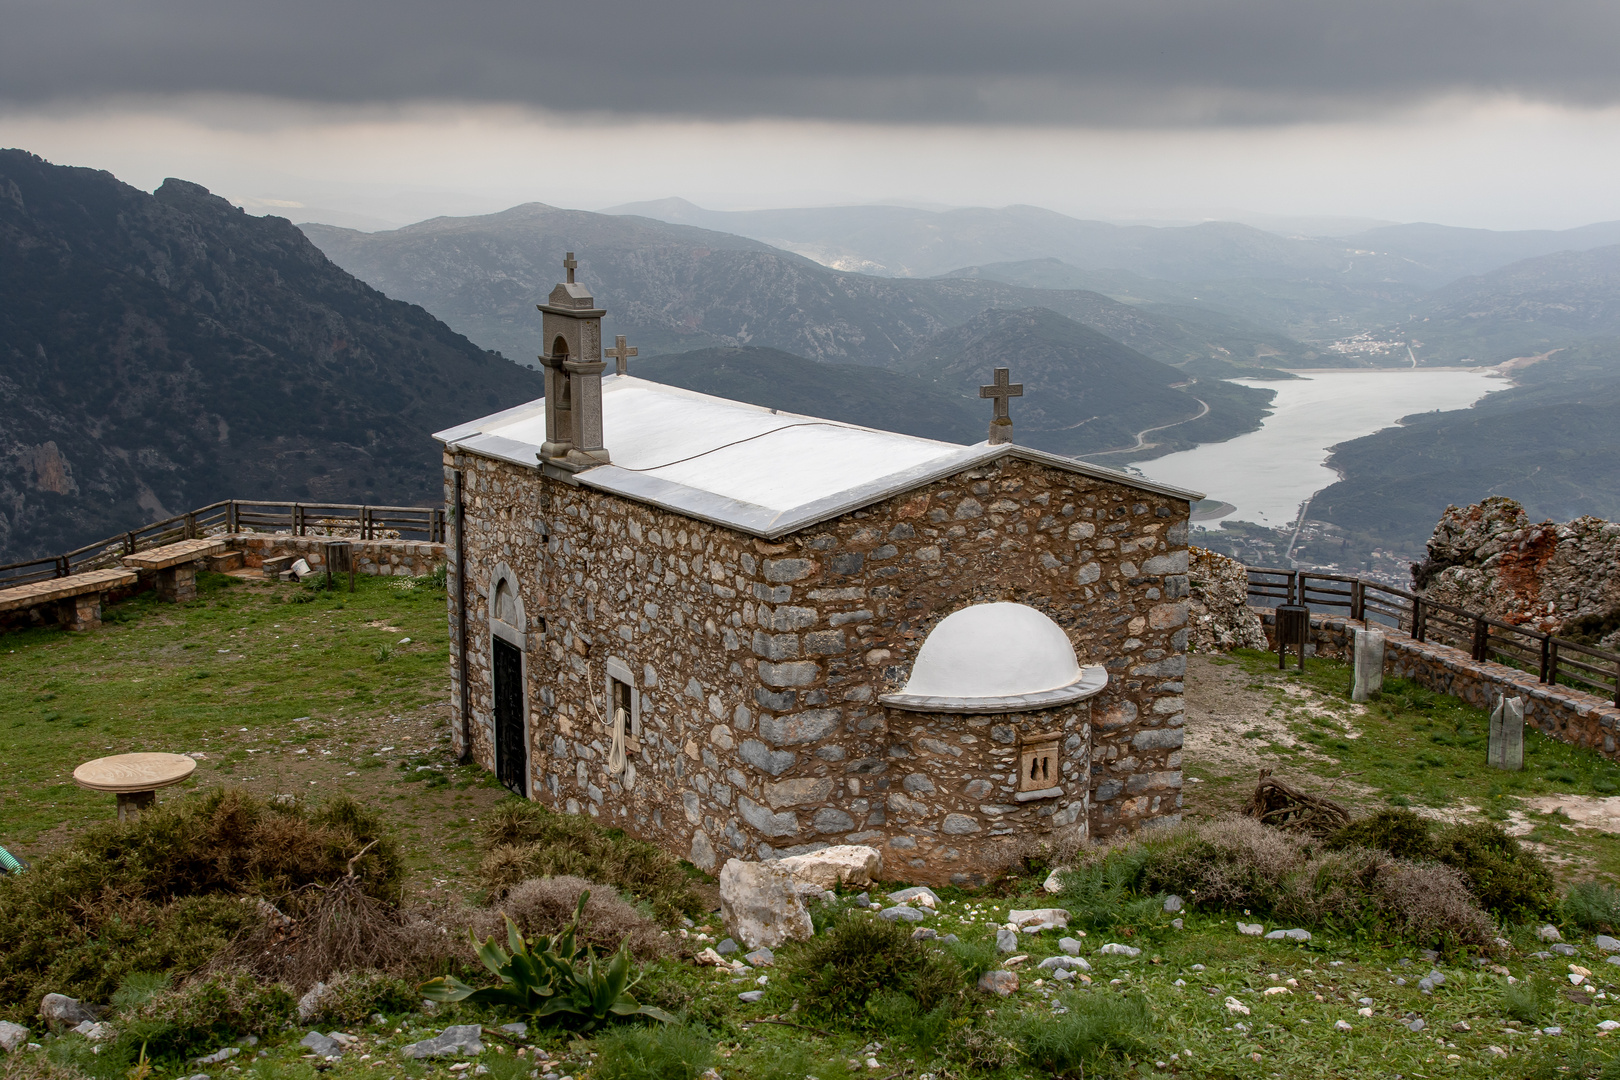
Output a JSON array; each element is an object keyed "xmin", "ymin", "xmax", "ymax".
[{"xmin": 4, "ymin": 0, "xmax": 1620, "ymax": 229}]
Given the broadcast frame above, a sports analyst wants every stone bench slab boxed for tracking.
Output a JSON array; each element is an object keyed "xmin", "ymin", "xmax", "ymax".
[
  {"xmin": 0, "ymin": 568, "xmax": 138, "ymax": 613},
  {"xmin": 122, "ymin": 538, "xmax": 227, "ymax": 571}
]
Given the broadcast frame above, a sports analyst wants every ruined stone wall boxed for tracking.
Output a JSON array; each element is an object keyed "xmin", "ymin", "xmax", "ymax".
[
  {"xmin": 446, "ymin": 450, "xmax": 1190, "ymax": 884},
  {"xmin": 228, "ymin": 534, "xmax": 444, "ymax": 577}
]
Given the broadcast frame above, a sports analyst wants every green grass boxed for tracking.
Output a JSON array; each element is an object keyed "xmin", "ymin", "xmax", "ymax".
[
  {"xmin": 1229, "ymin": 648, "xmax": 1620, "ymax": 807},
  {"xmin": 0, "ymin": 570, "xmax": 472, "ymax": 858}
]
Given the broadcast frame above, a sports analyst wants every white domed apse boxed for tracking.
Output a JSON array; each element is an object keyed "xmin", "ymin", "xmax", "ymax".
[{"xmin": 880, "ymin": 602, "xmax": 1109, "ymax": 713}]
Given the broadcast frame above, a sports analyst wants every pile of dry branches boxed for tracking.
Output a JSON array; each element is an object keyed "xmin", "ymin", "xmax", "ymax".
[{"xmin": 1243, "ymin": 769, "xmax": 1351, "ymax": 838}]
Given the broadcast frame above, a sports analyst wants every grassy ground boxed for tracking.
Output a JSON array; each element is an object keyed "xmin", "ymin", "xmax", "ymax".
[
  {"xmin": 1186, "ymin": 649, "xmax": 1620, "ymax": 884},
  {"xmin": 0, "ymin": 571, "xmax": 506, "ymax": 892},
  {"xmin": 11, "ymin": 585, "xmax": 1620, "ymax": 1078}
]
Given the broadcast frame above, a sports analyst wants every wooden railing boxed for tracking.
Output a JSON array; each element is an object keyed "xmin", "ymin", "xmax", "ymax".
[
  {"xmin": 0, "ymin": 500, "xmax": 446, "ymax": 589},
  {"xmin": 1246, "ymin": 566, "xmax": 1620, "ymax": 707}
]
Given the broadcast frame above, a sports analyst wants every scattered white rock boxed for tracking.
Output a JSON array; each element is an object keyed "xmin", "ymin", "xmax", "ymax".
[
  {"xmin": 401, "ymin": 1025, "xmax": 484, "ymax": 1059},
  {"xmin": 1236, "ymin": 923, "xmax": 1264, "ymax": 936},
  {"xmin": 1097, "ymin": 943, "xmax": 1141, "ymax": 958},
  {"xmin": 1357, "ymin": 1008, "xmax": 1373, "ymax": 1018},
  {"xmin": 196, "ymin": 1046, "xmax": 240, "ymax": 1065},
  {"xmin": 296, "ymin": 982, "xmax": 330, "ymax": 1023},
  {"xmin": 1162, "ymin": 895, "xmax": 1184, "ymax": 913},
  {"xmin": 1599, "ymin": 1020, "xmax": 1620, "ymax": 1032},
  {"xmin": 1542, "ymin": 1026, "xmax": 1563, "ymax": 1036},
  {"xmin": 1058, "ymin": 937, "xmax": 1082, "ymax": 956},
  {"xmin": 1224, "ymin": 997, "xmax": 1251, "ymax": 1016},
  {"xmin": 1008, "ymin": 908, "xmax": 1069, "ymax": 932},
  {"xmin": 1262, "ymin": 987, "xmax": 1290, "ymax": 996},
  {"xmin": 1043, "ymin": 868, "xmax": 1067, "ymax": 894},
  {"xmin": 1263, "ymin": 928, "xmax": 1312, "ymax": 942},
  {"xmin": 1407, "ymin": 1019, "xmax": 1425, "ymax": 1033},
  {"xmin": 879, "ymin": 906, "xmax": 926, "ymax": 923},
  {"xmin": 719, "ymin": 859, "xmax": 814, "ymax": 949},
  {"xmin": 886, "ymin": 886, "xmax": 939, "ymax": 909},
  {"xmin": 744, "ymin": 947, "xmax": 776, "ymax": 967},
  {"xmin": 300, "ymin": 1033, "xmax": 340, "ymax": 1058},
  {"xmin": 737, "ymin": 991, "xmax": 765, "ymax": 1004},
  {"xmin": 1598, "ymin": 936, "xmax": 1620, "ymax": 953},
  {"xmin": 39, "ymin": 995, "xmax": 97, "ymax": 1030},
  {"xmin": 73, "ymin": 1022, "xmax": 115, "ymax": 1042},
  {"xmin": 775, "ymin": 846, "xmax": 883, "ymax": 890},
  {"xmin": 978, "ymin": 971, "xmax": 1018, "ymax": 997},
  {"xmin": 1538, "ymin": 925, "xmax": 1563, "ymax": 943},
  {"xmin": 1335, "ymin": 1020, "xmax": 1352, "ymax": 1032},
  {"xmin": 0, "ymin": 1023, "xmax": 29, "ymax": 1053},
  {"xmin": 1038, "ymin": 956, "xmax": 1090, "ymax": 972},
  {"xmin": 996, "ymin": 928, "xmax": 1018, "ymax": 953}
]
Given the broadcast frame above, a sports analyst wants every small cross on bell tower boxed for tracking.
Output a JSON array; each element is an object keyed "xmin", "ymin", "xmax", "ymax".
[{"xmin": 979, "ymin": 367, "xmax": 1024, "ymax": 445}]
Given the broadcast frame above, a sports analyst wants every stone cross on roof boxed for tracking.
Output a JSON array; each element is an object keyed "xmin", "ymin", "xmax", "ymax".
[
  {"xmin": 980, "ymin": 367, "xmax": 1023, "ymax": 445},
  {"xmin": 563, "ymin": 251, "xmax": 578, "ymax": 284},
  {"xmin": 605, "ymin": 335, "xmax": 638, "ymax": 376}
]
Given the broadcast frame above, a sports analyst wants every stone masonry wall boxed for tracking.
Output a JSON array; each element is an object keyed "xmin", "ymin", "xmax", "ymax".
[
  {"xmin": 446, "ymin": 450, "xmax": 1191, "ymax": 885},
  {"xmin": 228, "ymin": 534, "xmax": 444, "ymax": 577}
]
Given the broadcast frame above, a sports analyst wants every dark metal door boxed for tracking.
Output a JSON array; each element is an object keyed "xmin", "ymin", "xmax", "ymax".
[{"xmin": 493, "ymin": 637, "xmax": 526, "ymax": 796}]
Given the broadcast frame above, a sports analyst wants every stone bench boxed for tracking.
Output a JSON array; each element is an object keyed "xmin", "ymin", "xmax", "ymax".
[
  {"xmin": 0, "ymin": 567, "xmax": 139, "ymax": 631},
  {"xmin": 123, "ymin": 538, "xmax": 227, "ymax": 602}
]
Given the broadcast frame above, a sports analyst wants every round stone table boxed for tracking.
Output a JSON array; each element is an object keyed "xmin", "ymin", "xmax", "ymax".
[{"xmin": 73, "ymin": 753, "xmax": 196, "ymax": 821}]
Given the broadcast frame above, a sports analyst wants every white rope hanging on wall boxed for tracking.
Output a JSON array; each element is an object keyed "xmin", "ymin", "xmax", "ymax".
[{"xmin": 608, "ymin": 706, "xmax": 628, "ymax": 776}]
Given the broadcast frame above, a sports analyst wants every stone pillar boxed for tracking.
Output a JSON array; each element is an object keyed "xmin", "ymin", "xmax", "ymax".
[
  {"xmin": 60, "ymin": 594, "xmax": 101, "ymax": 631},
  {"xmin": 1489, "ymin": 696, "xmax": 1525, "ymax": 770},
  {"xmin": 156, "ymin": 565, "xmax": 197, "ymax": 603},
  {"xmin": 116, "ymin": 790, "xmax": 156, "ymax": 823},
  {"xmin": 1351, "ymin": 628, "xmax": 1385, "ymax": 702}
]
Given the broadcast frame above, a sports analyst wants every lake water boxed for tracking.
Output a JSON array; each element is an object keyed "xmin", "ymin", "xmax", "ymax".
[{"xmin": 1132, "ymin": 369, "xmax": 1509, "ymax": 529}]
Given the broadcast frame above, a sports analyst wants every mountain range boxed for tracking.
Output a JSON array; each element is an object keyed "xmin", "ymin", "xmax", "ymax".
[
  {"xmin": 300, "ymin": 205, "xmax": 1314, "ymax": 371},
  {"xmin": 0, "ymin": 150, "xmax": 544, "ymax": 563}
]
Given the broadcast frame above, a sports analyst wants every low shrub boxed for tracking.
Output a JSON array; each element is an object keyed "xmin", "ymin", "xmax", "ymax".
[
  {"xmin": 1326, "ymin": 809, "xmax": 1436, "ymax": 861},
  {"xmin": 1055, "ymin": 846, "xmax": 1168, "ymax": 932},
  {"xmin": 942, "ymin": 938, "xmax": 1000, "ymax": 984},
  {"xmin": 1123, "ymin": 817, "xmax": 1498, "ymax": 950},
  {"xmin": 0, "ymin": 789, "xmax": 400, "ymax": 1015},
  {"xmin": 1565, "ymin": 881, "xmax": 1620, "ymax": 932},
  {"xmin": 1433, "ymin": 823, "xmax": 1558, "ymax": 922},
  {"xmin": 1502, "ymin": 977, "xmax": 1555, "ymax": 1024},
  {"xmin": 478, "ymin": 803, "xmax": 701, "ymax": 921},
  {"xmin": 749, "ymin": 1042, "xmax": 856, "ymax": 1080},
  {"xmin": 867, "ymin": 991, "xmax": 954, "ymax": 1055},
  {"xmin": 477, "ymin": 876, "xmax": 669, "ymax": 961},
  {"xmin": 998, "ymin": 991, "xmax": 1156, "ymax": 1078},
  {"xmin": 593, "ymin": 1023, "xmax": 715, "ymax": 1080},
  {"xmin": 777, "ymin": 912, "xmax": 962, "ymax": 1024},
  {"xmin": 125, "ymin": 971, "xmax": 296, "ymax": 1060},
  {"xmin": 304, "ymin": 969, "xmax": 420, "ymax": 1025}
]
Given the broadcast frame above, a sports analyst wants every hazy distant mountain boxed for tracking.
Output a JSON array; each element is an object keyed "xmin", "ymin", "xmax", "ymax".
[
  {"xmin": 301, "ymin": 204, "xmax": 1314, "ymax": 369},
  {"xmin": 634, "ymin": 347, "xmax": 982, "ymax": 443},
  {"xmin": 897, "ymin": 308, "xmax": 1274, "ymax": 459},
  {"xmin": 0, "ymin": 150, "xmax": 543, "ymax": 562},
  {"xmin": 1339, "ymin": 221, "xmax": 1620, "ymax": 286},
  {"xmin": 601, "ymin": 198, "xmax": 1416, "ymax": 284}
]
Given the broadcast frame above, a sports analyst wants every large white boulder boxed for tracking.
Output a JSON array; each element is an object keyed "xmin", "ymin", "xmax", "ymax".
[
  {"xmin": 719, "ymin": 859, "xmax": 814, "ymax": 949},
  {"xmin": 775, "ymin": 845, "xmax": 883, "ymax": 890}
]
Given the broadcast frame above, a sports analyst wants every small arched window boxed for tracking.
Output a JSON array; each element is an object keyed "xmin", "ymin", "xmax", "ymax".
[{"xmin": 493, "ymin": 578, "xmax": 519, "ymax": 626}]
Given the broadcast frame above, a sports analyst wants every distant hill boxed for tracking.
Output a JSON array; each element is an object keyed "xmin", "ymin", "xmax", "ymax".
[
  {"xmin": 0, "ymin": 150, "xmax": 543, "ymax": 563},
  {"xmin": 896, "ymin": 308, "xmax": 1275, "ymax": 459},
  {"xmin": 633, "ymin": 347, "xmax": 981, "ymax": 443},
  {"xmin": 1310, "ymin": 344, "xmax": 1620, "ymax": 552},
  {"xmin": 1338, "ymin": 221, "xmax": 1620, "ymax": 286},
  {"xmin": 300, "ymin": 205, "xmax": 1314, "ymax": 369},
  {"xmin": 1401, "ymin": 244, "xmax": 1620, "ymax": 362}
]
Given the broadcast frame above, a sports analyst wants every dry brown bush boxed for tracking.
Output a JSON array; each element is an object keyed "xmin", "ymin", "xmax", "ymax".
[
  {"xmin": 466, "ymin": 877, "xmax": 669, "ymax": 961},
  {"xmin": 1132, "ymin": 816, "xmax": 1497, "ymax": 950}
]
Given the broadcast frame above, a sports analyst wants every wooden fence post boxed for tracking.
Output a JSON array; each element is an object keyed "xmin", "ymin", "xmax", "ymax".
[
  {"xmin": 1413, "ymin": 598, "xmax": 1426, "ymax": 642},
  {"xmin": 1548, "ymin": 640, "xmax": 1560, "ymax": 686},
  {"xmin": 1540, "ymin": 635, "xmax": 1552, "ymax": 683},
  {"xmin": 1351, "ymin": 579, "xmax": 1364, "ymax": 622},
  {"xmin": 227, "ymin": 500, "xmax": 238, "ymax": 534},
  {"xmin": 1472, "ymin": 617, "xmax": 1488, "ymax": 663}
]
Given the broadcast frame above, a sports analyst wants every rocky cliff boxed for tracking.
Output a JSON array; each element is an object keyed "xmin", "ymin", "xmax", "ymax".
[
  {"xmin": 1187, "ymin": 546, "xmax": 1268, "ymax": 652},
  {"xmin": 1415, "ymin": 497, "xmax": 1620, "ymax": 648},
  {"xmin": 0, "ymin": 150, "xmax": 544, "ymax": 563}
]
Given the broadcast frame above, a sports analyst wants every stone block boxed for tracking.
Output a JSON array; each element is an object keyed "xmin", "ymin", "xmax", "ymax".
[
  {"xmin": 759, "ymin": 709, "xmax": 840, "ymax": 746},
  {"xmin": 811, "ymin": 807, "xmax": 856, "ymax": 833},
  {"xmin": 765, "ymin": 777, "xmax": 835, "ymax": 809},
  {"xmin": 803, "ymin": 630, "xmax": 847, "ymax": 655},
  {"xmin": 1489, "ymin": 696, "xmax": 1526, "ymax": 770},
  {"xmin": 759, "ymin": 661, "xmax": 820, "ymax": 688},
  {"xmin": 942, "ymin": 813, "xmax": 981, "ymax": 835},
  {"xmin": 740, "ymin": 739, "xmax": 797, "ymax": 776},
  {"xmin": 1351, "ymin": 628, "xmax": 1385, "ymax": 702},
  {"xmin": 738, "ymin": 796, "xmax": 800, "ymax": 837},
  {"xmin": 776, "ymin": 843, "xmax": 882, "ymax": 886},
  {"xmin": 763, "ymin": 558, "xmax": 814, "ymax": 583},
  {"xmin": 1131, "ymin": 728, "xmax": 1184, "ymax": 751},
  {"xmin": 1141, "ymin": 551, "xmax": 1189, "ymax": 575}
]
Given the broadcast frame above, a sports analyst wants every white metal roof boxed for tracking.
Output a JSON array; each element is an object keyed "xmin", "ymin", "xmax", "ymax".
[{"xmin": 434, "ymin": 375, "xmax": 1202, "ymax": 538}]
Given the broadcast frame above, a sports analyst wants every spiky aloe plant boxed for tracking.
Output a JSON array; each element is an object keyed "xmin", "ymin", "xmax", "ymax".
[{"xmin": 420, "ymin": 891, "xmax": 674, "ymax": 1030}]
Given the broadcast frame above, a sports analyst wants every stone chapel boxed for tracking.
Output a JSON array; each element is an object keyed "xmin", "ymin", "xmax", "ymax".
[{"xmin": 435, "ymin": 255, "xmax": 1201, "ymax": 886}]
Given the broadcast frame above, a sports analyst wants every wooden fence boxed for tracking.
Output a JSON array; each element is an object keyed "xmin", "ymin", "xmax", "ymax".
[
  {"xmin": 0, "ymin": 500, "xmax": 447, "ymax": 589},
  {"xmin": 1246, "ymin": 566, "xmax": 1620, "ymax": 708}
]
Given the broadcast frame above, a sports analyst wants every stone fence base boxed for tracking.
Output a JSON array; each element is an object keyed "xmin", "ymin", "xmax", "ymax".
[
  {"xmin": 225, "ymin": 534, "xmax": 445, "ymax": 577},
  {"xmin": 1254, "ymin": 607, "xmax": 1620, "ymax": 759}
]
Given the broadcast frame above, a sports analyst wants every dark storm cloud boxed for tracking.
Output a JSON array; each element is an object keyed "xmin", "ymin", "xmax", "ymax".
[{"xmin": 4, "ymin": 0, "xmax": 1619, "ymax": 125}]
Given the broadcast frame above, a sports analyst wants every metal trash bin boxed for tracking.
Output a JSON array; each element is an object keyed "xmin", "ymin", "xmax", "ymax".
[{"xmin": 1276, "ymin": 603, "xmax": 1310, "ymax": 671}]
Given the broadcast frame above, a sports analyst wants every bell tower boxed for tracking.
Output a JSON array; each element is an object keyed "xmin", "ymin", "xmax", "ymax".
[{"xmin": 537, "ymin": 252, "xmax": 611, "ymax": 471}]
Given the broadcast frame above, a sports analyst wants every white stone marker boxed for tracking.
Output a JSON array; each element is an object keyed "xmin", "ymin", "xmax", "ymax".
[
  {"xmin": 1351, "ymin": 628, "xmax": 1386, "ymax": 702},
  {"xmin": 1489, "ymin": 696, "xmax": 1526, "ymax": 771}
]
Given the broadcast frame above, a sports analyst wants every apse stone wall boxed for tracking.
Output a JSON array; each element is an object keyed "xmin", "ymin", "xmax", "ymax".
[{"xmin": 445, "ymin": 450, "xmax": 1190, "ymax": 884}]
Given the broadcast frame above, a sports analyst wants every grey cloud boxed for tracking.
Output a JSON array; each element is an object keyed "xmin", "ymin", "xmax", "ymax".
[{"xmin": 4, "ymin": 0, "xmax": 1620, "ymax": 125}]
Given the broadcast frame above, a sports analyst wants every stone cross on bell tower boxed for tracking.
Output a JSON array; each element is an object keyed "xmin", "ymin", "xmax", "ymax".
[
  {"xmin": 604, "ymin": 335, "xmax": 638, "ymax": 376},
  {"xmin": 980, "ymin": 367, "xmax": 1023, "ymax": 445},
  {"xmin": 537, "ymin": 251, "xmax": 611, "ymax": 471}
]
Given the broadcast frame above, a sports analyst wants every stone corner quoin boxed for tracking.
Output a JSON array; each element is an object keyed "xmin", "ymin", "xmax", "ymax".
[{"xmin": 445, "ymin": 450, "xmax": 1189, "ymax": 886}]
